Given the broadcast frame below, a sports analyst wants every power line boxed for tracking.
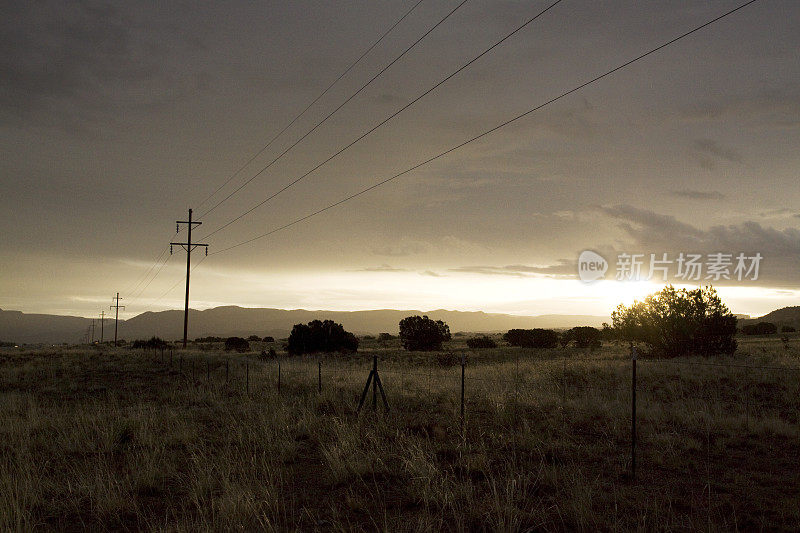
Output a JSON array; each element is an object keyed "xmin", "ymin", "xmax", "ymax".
[
  {"xmin": 122, "ymin": 246, "xmax": 168, "ymax": 295},
  {"xmin": 193, "ymin": 0, "xmax": 427, "ymax": 212},
  {"xmin": 196, "ymin": 0, "xmax": 470, "ymax": 220},
  {"xmin": 138, "ymin": 256, "xmax": 208, "ymax": 314},
  {"xmin": 200, "ymin": 0, "xmax": 564, "ymax": 241},
  {"xmin": 127, "ymin": 253, "xmax": 174, "ymax": 306},
  {"xmin": 209, "ymin": 0, "xmax": 759, "ymax": 256}
]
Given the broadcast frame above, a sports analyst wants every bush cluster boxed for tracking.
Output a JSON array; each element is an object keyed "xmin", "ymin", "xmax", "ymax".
[
  {"xmin": 466, "ymin": 335, "xmax": 497, "ymax": 349},
  {"xmin": 287, "ymin": 320, "xmax": 358, "ymax": 355},
  {"xmin": 224, "ymin": 337, "xmax": 250, "ymax": 353},
  {"xmin": 612, "ymin": 285, "xmax": 736, "ymax": 357},
  {"xmin": 399, "ymin": 315, "xmax": 451, "ymax": 351},
  {"xmin": 503, "ymin": 328, "xmax": 559, "ymax": 349},
  {"xmin": 741, "ymin": 322, "xmax": 778, "ymax": 335}
]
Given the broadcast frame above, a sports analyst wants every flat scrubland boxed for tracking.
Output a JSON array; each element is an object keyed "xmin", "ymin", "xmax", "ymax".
[{"xmin": 1, "ymin": 336, "xmax": 799, "ymax": 531}]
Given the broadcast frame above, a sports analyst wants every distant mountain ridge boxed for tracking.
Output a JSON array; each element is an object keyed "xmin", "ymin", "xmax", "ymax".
[
  {"xmin": 0, "ymin": 306, "xmax": 609, "ymax": 344},
  {"xmin": 740, "ymin": 306, "xmax": 800, "ymax": 329},
  {"xmin": 4, "ymin": 304, "xmax": 797, "ymax": 345}
]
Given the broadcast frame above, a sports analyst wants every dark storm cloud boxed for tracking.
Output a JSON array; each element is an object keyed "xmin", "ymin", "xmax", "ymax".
[
  {"xmin": 0, "ymin": 1, "xmax": 202, "ymax": 128},
  {"xmin": 600, "ymin": 205, "xmax": 800, "ymax": 287},
  {"xmin": 669, "ymin": 189, "xmax": 725, "ymax": 200}
]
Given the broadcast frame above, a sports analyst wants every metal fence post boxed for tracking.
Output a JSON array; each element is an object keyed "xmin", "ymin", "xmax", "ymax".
[
  {"xmin": 460, "ymin": 354, "xmax": 465, "ymax": 435},
  {"xmin": 631, "ymin": 345, "xmax": 637, "ymax": 481},
  {"xmin": 372, "ymin": 355, "xmax": 378, "ymax": 411}
]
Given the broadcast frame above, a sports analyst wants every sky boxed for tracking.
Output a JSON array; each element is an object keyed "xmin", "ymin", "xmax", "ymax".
[{"xmin": 1, "ymin": 0, "xmax": 799, "ymax": 320}]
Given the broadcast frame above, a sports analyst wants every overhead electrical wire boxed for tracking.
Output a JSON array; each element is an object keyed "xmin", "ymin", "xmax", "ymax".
[
  {"xmin": 196, "ymin": 0, "xmax": 471, "ymax": 220},
  {"xmin": 207, "ymin": 0, "xmax": 759, "ymax": 257},
  {"xmin": 194, "ymin": 0, "xmax": 427, "ymax": 212},
  {"xmin": 199, "ymin": 0, "xmax": 564, "ymax": 241}
]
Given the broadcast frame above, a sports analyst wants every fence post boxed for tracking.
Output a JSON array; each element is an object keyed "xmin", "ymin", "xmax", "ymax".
[
  {"xmin": 318, "ymin": 359, "xmax": 322, "ymax": 393},
  {"xmin": 179, "ymin": 355, "xmax": 183, "ymax": 374},
  {"xmin": 225, "ymin": 359, "xmax": 229, "ymax": 383},
  {"xmin": 278, "ymin": 357, "xmax": 281, "ymax": 393},
  {"xmin": 170, "ymin": 348, "xmax": 173, "ymax": 367},
  {"xmin": 631, "ymin": 344, "xmax": 637, "ymax": 481},
  {"xmin": 372, "ymin": 355, "xmax": 378, "ymax": 411},
  {"xmin": 460, "ymin": 353, "xmax": 465, "ymax": 435},
  {"xmin": 206, "ymin": 360, "xmax": 210, "ymax": 383},
  {"xmin": 246, "ymin": 361, "xmax": 250, "ymax": 394}
]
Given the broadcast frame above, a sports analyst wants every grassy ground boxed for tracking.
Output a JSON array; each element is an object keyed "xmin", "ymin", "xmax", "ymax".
[{"xmin": 1, "ymin": 336, "xmax": 799, "ymax": 531}]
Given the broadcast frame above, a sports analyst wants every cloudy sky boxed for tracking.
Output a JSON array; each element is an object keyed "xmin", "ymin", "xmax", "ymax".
[{"xmin": 1, "ymin": 0, "xmax": 799, "ymax": 319}]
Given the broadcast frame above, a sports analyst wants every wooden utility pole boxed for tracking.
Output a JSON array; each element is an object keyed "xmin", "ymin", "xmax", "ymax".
[
  {"xmin": 99, "ymin": 311, "xmax": 106, "ymax": 343},
  {"xmin": 171, "ymin": 208, "xmax": 208, "ymax": 348},
  {"xmin": 110, "ymin": 293, "xmax": 125, "ymax": 347}
]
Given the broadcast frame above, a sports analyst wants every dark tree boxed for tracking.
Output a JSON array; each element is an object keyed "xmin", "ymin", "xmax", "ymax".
[
  {"xmin": 247, "ymin": 335, "xmax": 261, "ymax": 342},
  {"xmin": 287, "ymin": 320, "xmax": 358, "ymax": 355},
  {"xmin": 262, "ymin": 336, "xmax": 275, "ymax": 342},
  {"xmin": 563, "ymin": 326, "xmax": 602, "ymax": 350},
  {"xmin": 503, "ymin": 329, "xmax": 559, "ymax": 349},
  {"xmin": 399, "ymin": 315, "xmax": 451, "ymax": 351},
  {"xmin": 612, "ymin": 285, "xmax": 737, "ymax": 357},
  {"xmin": 224, "ymin": 337, "xmax": 250, "ymax": 353}
]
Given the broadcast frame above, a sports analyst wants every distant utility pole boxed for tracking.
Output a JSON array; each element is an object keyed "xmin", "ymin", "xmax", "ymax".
[
  {"xmin": 99, "ymin": 311, "xmax": 106, "ymax": 343},
  {"xmin": 171, "ymin": 208, "xmax": 208, "ymax": 349},
  {"xmin": 110, "ymin": 293, "xmax": 125, "ymax": 347}
]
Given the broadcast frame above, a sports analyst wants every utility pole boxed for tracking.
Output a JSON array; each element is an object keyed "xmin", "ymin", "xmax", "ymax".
[
  {"xmin": 110, "ymin": 293, "xmax": 125, "ymax": 347},
  {"xmin": 99, "ymin": 311, "xmax": 106, "ymax": 343},
  {"xmin": 171, "ymin": 208, "xmax": 208, "ymax": 349}
]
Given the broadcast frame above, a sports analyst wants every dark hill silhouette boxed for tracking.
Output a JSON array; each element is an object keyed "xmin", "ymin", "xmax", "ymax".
[{"xmin": 1, "ymin": 306, "xmax": 608, "ymax": 344}]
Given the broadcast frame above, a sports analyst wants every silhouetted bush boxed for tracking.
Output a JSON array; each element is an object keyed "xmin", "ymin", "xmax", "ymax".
[
  {"xmin": 361, "ymin": 335, "xmax": 375, "ymax": 340},
  {"xmin": 224, "ymin": 337, "xmax": 250, "ymax": 353},
  {"xmin": 399, "ymin": 315, "xmax": 451, "ymax": 351},
  {"xmin": 378, "ymin": 333, "xmax": 395, "ymax": 341},
  {"xmin": 612, "ymin": 285, "xmax": 737, "ymax": 357},
  {"xmin": 563, "ymin": 326, "xmax": 602, "ymax": 350},
  {"xmin": 503, "ymin": 328, "xmax": 559, "ymax": 349},
  {"xmin": 195, "ymin": 336, "xmax": 223, "ymax": 343},
  {"xmin": 287, "ymin": 320, "xmax": 358, "ymax": 355},
  {"xmin": 781, "ymin": 326, "xmax": 796, "ymax": 333},
  {"xmin": 741, "ymin": 322, "xmax": 778, "ymax": 335},
  {"xmin": 247, "ymin": 335, "xmax": 261, "ymax": 342},
  {"xmin": 132, "ymin": 337, "xmax": 168, "ymax": 350},
  {"xmin": 466, "ymin": 335, "xmax": 497, "ymax": 349},
  {"xmin": 262, "ymin": 336, "xmax": 275, "ymax": 342}
]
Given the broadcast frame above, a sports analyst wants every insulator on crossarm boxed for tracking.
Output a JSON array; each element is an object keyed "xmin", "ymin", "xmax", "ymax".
[
  {"xmin": 205, "ymin": 247, "xmax": 208, "ymax": 256},
  {"xmin": 170, "ymin": 245, "xmax": 173, "ymax": 254}
]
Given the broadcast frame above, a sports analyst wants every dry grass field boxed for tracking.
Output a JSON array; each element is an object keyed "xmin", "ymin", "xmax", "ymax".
[{"xmin": 1, "ymin": 336, "xmax": 799, "ymax": 531}]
